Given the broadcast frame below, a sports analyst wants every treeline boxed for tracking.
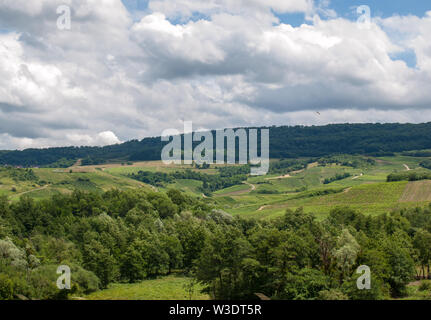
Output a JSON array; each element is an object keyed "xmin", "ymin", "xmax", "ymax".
[
  {"xmin": 387, "ymin": 170, "xmax": 431, "ymax": 182},
  {"xmin": 269, "ymin": 123, "xmax": 431, "ymax": 158},
  {"xmin": 291, "ymin": 188, "xmax": 344, "ymax": 199},
  {"xmin": 4, "ymin": 123, "xmax": 431, "ymax": 166},
  {"xmin": 0, "ymin": 167, "xmax": 38, "ymax": 182},
  {"xmin": 217, "ymin": 165, "xmax": 250, "ymax": 177},
  {"xmin": 0, "ymin": 189, "xmax": 211, "ymax": 299},
  {"xmin": 195, "ymin": 207, "xmax": 425, "ymax": 300},
  {"xmin": 1, "ymin": 188, "xmax": 431, "ymax": 300},
  {"xmin": 43, "ymin": 158, "xmax": 76, "ymax": 168},
  {"xmin": 402, "ymin": 150, "xmax": 431, "ymax": 157},
  {"xmin": 323, "ymin": 173, "xmax": 352, "ymax": 184},
  {"xmin": 420, "ymin": 160, "xmax": 431, "ymax": 170},
  {"xmin": 269, "ymin": 159, "xmax": 309, "ymax": 174},
  {"xmin": 129, "ymin": 170, "xmax": 247, "ymax": 195},
  {"xmin": 0, "ymin": 138, "xmax": 163, "ymax": 167},
  {"xmin": 318, "ymin": 155, "xmax": 375, "ymax": 168}
]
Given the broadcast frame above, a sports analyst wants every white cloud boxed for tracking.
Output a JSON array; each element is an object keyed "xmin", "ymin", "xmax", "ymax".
[
  {"xmin": 148, "ymin": 0, "xmax": 314, "ymax": 20},
  {"xmin": 96, "ymin": 131, "xmax": 122, "ymax": 145},
  {"xmin": 0, "ymin": 131, "xmax": 121, "ymax": 150},
  {"xmin": 66, "ymin": 131, "xmax": 121, "ymax": 146},
  {"xmin": 0, "ymin": 1, "xmax": 430, "ymax": 149}
]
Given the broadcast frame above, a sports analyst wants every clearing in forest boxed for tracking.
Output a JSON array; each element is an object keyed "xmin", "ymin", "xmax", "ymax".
[{"xmin": 85, "ymin": 276, "xmax": 209, "ymax": 300}]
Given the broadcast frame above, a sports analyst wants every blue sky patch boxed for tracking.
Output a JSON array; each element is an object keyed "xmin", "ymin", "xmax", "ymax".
[
  {"xmin": 390, "ymin": 49, "xmax": 418, "ymax": 69},
  {"xmin": 274, "ymin": 12, "xmax": 311, "ymax": 28},
  {"xmin": 122, "ymin": 0, "xmax": 430, "ymax": 26},
  {"xmin": 122, "ymin": 0, "xmax": 149, "ymax": 12},
  {"xmin": 327, "ymin": 0, "xmax": 430, "ymax": 19}
]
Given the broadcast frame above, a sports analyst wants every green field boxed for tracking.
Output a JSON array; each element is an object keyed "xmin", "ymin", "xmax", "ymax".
[
  {"xmin": 3, "ymin": 153, "xmax": 431, "ymax": 301},
  {"xmin": 0, "ymin": 166, "xmax": 149, "ymax": 201},
  {"xmin": 85, "ymin": 276, "xmax": 209, "ymax": 300},
  {"xmin": 4, "ymin": 154, "xmax": 431, "ymax": 221},
  {"xmin": 205, "ymin": 155, "xmax": 431, "ymax": 220}
]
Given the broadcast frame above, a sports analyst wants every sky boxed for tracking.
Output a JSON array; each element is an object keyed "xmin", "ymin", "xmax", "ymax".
[{"xmin": 0, "ymin": 0, "xmax": 431, "ymax": 150}]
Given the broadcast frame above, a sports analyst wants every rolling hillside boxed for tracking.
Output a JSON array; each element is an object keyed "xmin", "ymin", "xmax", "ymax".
[
  {"xmin": 3, "ymin": 151, "xmax": 431, "ymax": 301},
  {"xmin": 4, "ymin": 152, "xmax": 431, "ymax": 222},
  {"xmin": 213, "ymin": 154, "xmax": 431, "ymax": 219},
  {"xmin": 3, "ymin": 123, "xmax": 431, "ymax": 167}
]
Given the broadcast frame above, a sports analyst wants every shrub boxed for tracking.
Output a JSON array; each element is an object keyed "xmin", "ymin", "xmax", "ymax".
[
  {"xmin": 279, "ymin": 268, "xmax": 331, "ymax": 300},
  {"xmin": 318, "ymin": 289, "xmax": 349, "ymax": 300},
  {"xmin": 341, "ymin": 274, "xmax": 389, "ymax": 300},
  {"xmin": 419, "ymin": 281, "xmax": 431, "ymax": 292},
  {"xmin": 0, "ymin": 273, "xmax": 14, "ymax": 300}
]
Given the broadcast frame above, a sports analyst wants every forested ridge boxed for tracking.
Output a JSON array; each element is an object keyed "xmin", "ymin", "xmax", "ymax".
[
  {"xmin": 3, "ymin": 123, "xmax": 431, "ymax": 166},
  {"xmin": 1, "ymin": 188, "xmax": 431, "ymax": 300}
]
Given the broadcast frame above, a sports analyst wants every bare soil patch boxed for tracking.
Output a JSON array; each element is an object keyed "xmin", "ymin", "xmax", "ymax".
[{"xmin": 399, "ymin": 180, "xmax": 431, "ymax": 202}]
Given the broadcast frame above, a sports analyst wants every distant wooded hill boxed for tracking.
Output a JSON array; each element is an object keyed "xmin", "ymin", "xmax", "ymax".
[{"xmin": 2, "ymin": 122, "xmax": 431, "ymax": 167}]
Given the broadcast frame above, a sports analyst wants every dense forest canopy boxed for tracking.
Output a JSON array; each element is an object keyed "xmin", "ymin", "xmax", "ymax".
[
  {"xmin": 1, "ymin": 188, "xmax": 430, "ymax": 300},
  {"xmin": 2, "ymin": 123, "xmax": 431, "ymax": 166}
]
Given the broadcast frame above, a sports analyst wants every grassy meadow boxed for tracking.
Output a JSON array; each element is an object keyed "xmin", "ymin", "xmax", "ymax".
[{"xmin": 84, "ymin": 275, "xmax": 209, "ymax": 300}]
